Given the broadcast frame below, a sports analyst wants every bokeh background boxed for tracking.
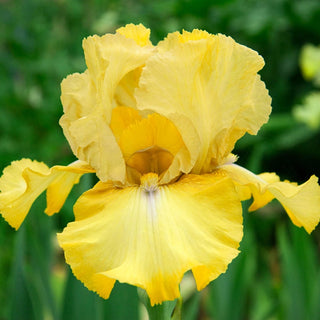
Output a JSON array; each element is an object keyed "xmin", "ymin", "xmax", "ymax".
[{"xmin": 1, "ymin": 0, "xmax": 320, "ymax": 319}]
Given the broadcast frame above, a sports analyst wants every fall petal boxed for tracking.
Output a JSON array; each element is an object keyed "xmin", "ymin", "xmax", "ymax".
[{"xmin": 58, "ymin": 172, "xmax": 242, "ymax": 305}]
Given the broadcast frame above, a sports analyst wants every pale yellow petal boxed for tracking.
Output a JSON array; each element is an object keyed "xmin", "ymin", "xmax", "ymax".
[
  {"xmin": 114, "ymin": 68, "xmax": 143, "ymax": 109},
  {"xmin": 58, "ymin": 172, "xmax": 242, "ymax": 305},
  {"xmin": 136, "ymin": 30, "xmax": 271, "ymax": 173},
  {"xmin": 221, "ymin": 164, "xmax": 320, "ymax": 233},
  {"xmin": 60, "ymin": 27, "xmax": 153, "ymax": 182},
  {"xmin": 0, "ymin": 159, "xmax": 94, "ymax": 230},
  {"xmin": 82, "ymin": 31, "xmax": 153, "ymax": 120},
  {"xmin": 115, "ymin": 24, "xmax": 152, "ymax": 107}
]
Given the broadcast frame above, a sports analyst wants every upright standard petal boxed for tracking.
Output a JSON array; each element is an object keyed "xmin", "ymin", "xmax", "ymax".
[
  {"xmin": 60, "ymin": 24, "xmax": 153, "ymax": 183},
  {"xmin": 220, "ymin": 164, "xmax": 320, "ymax": 233},
  {"xmin": 58, "ymin": 172, "xmax": 242, "ymax": 306},
  {"xmin": 0, "ymin": 159, "xmax": 94, "ymax": 230},
  {"xmin": 136, "ymin": 30, "xmax": 272, "ymax": 173}
]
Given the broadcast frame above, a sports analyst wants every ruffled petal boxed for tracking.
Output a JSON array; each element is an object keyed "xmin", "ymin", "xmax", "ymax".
[
  {"xmin": 136, "ymin": 30, "xmax": 271, "ymax": 173},
  {"xmin": 58, "ymin": 172, "xmax": 242, "ymax": 305},
  {"xmin": 60, "ymin": 24, "xmax": 153, "ymax": 183},
  {"xmin": 116, "ymin": 23, "xmax": 152, "ymax": 47},
  {"xmin": 0, "ymin": 159, "xmax": 94, "ymax": 230},
  {"xmin": 115, "ymin": 24, "xmax": 152, "ymax": 107},
  {"xmin": 221, "ymin": 164, "xmax": 320, "ymax": 233}
]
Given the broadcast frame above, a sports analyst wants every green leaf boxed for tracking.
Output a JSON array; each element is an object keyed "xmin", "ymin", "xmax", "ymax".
[
  {"xmin": 277, "ymin": 224, "xmax": 320, "ymax": 320},
  {"xmin": 181, "ymin": 292, "xmax": 201, "ymax": 320},
  {"xmin": 7, "ymin": 227, "xmax": 36, "ymax": 320},
  {"xmin": 7, "ymin": 194, "xmax": 59, "ymax": 320},
  {"xmin": 207, "ymin": 212, "xmax": 257, "ymax": 320},
  {"xmin": 62, "ymin": 270, "xmax": 140, "ymax": 320},
  {"xmin": 102, "ymin": 283, "xmax": 139, "ymax": 320},
  {"xmin": 61, "ymin": 267, "xmax": 103, "ymax": 320}
]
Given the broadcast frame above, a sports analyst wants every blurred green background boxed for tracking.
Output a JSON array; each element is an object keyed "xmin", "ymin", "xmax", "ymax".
[{"xmin": 1, "ymin": 0, "xmax": 320, "ymax": 319}]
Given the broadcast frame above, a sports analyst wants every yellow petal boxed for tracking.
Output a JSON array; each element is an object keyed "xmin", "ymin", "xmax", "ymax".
[
  {"xmin": 110, "ymin": 106, "xmax": 142, "ymax": 141},
  {"xmin": 115, "ymin": 24, "xmax": 152, "ymax": 107},
  {"xmin": 136, "ymin": 30, "xmax": 271, "ymax": 173},
  {"xmin": 45, "ymin": 161, "xmax": 95, "ymax": 216},
  {"xmin": 58, "ymin": 172, "xmax": 242, "ymax": 305},
  {"xmin": 114, "ymin": 68, "xmax": 143, "ymax": 109},
  {"xmin": 248, "ymin": 172, "xmax": 280, "ymax": 210},
  {"xmin": 0, "ymin": 159, "xmax": 94, "ymax": 230},
  {"xmin": 221, "ymin": 164, "xmax": 320, "ymax": 233},
  {"xmin": 116, "ymin": 23, "xmax": 152, "ymax": 47},
  {"xmin": 60, "ymin": 26, "xmax": 153, "ymax": 183}
]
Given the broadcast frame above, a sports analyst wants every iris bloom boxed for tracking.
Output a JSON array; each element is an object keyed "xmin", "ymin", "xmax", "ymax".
[{"xmin": 1, "ymin": 24, "xmax": 320, "ymax": 306}]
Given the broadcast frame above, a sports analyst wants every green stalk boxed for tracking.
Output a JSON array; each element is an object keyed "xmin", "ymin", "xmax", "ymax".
[{"xmin": 138, "ymin": 288, "xmax": 182, "ymax": 320}]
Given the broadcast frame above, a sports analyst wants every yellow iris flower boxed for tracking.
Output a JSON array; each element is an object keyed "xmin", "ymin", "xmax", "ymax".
[{"xmin": 1, "ymin": 24, "xmax": 320, "ymax": 306}]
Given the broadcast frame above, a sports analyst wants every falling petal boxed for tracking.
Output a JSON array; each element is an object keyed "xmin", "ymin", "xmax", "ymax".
[{"xmin": 58, "ymin": 172, "xmax": 242, "ymax": 305}]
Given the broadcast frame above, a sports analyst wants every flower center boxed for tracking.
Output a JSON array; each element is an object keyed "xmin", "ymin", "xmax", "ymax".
[
  {"xmin": 140, "ymin": 172, "xmax": 159, "ymax": 192},
  {"xmin": 126, "ymin": 146, "xmax": 174, "ymax": 176}
]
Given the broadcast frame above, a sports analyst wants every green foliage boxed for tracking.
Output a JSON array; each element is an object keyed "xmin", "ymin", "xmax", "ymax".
[
  {"xmin": 293, "ymin": 92, "xmax": 320, "ymax": 129},
  {"xmin": 1, "ymin": 0, "xmax": 320, "ymax": 319},
  {"xmin": 138, "ymin": 289, "xmax": 179, "ymax": 320},
  {"xmin": 293, "ymin": 44, "xmax": 320, "ymax": 129}
]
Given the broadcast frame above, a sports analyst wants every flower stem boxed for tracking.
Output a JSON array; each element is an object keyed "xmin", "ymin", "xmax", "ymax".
[{"xmin": 137, "ymin": 288, "xmax": 182, "ymax": 320}]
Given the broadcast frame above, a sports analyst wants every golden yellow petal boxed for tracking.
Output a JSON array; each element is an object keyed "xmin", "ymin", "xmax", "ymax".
[
  {"xmin": 118, "ymin": 113, "xmax": 192, "ymax": 183},
  {"xmin": 221, "ymin": 164, "xmax": 320, "ymax": 233},
  {"xmin": 136, "ymin": 31, "xmax": 271, "ymax": 173},
  {"xmin": 58, "ymin": 172, "xmax": 242, "ymax": 305},
  {"xmin": 0, "ymin": 159, "xmax": 94, "ymax": 230},
  {"xmin": 60, "ymin": 27, "xmax": 153, "ymax": 182},
  {"xmin": 110, "ymin": 106, "xmax": 142, "ymax": 141},
  {"xmin": 177, "ymin": 29, "xmax": 211, "ymax": 42}
]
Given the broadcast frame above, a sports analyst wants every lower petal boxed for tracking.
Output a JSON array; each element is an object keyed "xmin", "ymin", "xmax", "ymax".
[
  {"xmin": 57, "ymin": 172, "xmax": 243, "ymax": 305},
  {"xmin": 221, "ymin": 164, "xmax": 320, "ymax": 233},
  {"xmin": 0, "ymin": 159, "xmax": 94, "ymax": 229}
]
